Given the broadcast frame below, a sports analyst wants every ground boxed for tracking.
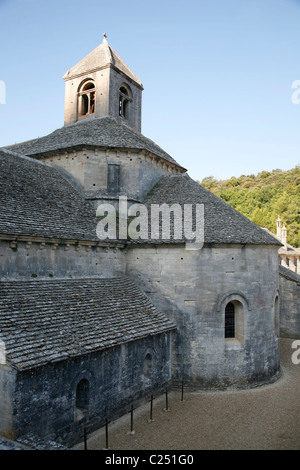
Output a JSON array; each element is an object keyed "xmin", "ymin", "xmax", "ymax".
[{"xmin": 74, "ymin": 338, "xmax": 300, "ymax": 451}]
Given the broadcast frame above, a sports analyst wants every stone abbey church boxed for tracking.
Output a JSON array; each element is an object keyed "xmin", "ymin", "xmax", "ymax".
[{"xmin": 0, "ymin": 35, "xmax": 298, "ymax": 447}]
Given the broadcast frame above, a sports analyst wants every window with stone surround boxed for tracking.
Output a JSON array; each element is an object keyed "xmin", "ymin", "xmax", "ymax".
[
  {"xmin": 75, "ymin": 378, "xmax": 90, "ymax": 421},
  {"xmin": 107, "ymin": 163, "xmax": 120, "ymax": 193},
  {"xmin": 143, "ymin": 353, "xmax": 153, "ymax": 379},
  {"xmin": 78, "ymin": 80, "xmax": 96, "ymax": 118},
  {"xmin": 119, "ymin": 84, "xmax": 132, "ymax": 120},
  {"xmin": 224, "ymin": 299, "xmax": 244, "ymax": 346},
  {"xmin": 225, "ymin": 302, "xmax": 235, "ymax": 338}
]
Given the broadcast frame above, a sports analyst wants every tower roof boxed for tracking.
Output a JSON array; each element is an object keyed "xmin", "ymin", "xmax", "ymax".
[{"xmin": 63, "ymin": 33, "xmax": 143, "ymax": 88}]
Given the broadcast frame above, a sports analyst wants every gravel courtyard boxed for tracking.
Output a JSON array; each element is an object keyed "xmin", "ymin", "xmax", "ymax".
[{"xmin": 74, "ymin": 338, "xmax": 300, "ymax": 451}]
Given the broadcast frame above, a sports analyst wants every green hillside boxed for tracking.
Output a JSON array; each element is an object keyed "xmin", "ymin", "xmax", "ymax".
[{"xmin": 199, "ymin": 166, "xmax": 300, "ymax": 248}]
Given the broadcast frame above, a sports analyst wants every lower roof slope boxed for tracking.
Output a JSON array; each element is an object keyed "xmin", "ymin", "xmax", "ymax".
[
  {"xmin": 0, "ymin": 148, "xmax": 99, "ymax": 241},
  {"xmin": 0, "ymin": 277, "xmax": 176, "ymax": 371},
  {"xmin": 141, "ymin": 174, "xmax": 282, "ymax": 246}
]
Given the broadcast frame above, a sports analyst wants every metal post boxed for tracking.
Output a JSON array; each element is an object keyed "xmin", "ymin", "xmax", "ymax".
[
  {"xmin": 164, "ymin": 387, "xmax": 170, "ymax": 412},
  {"xmin": 105, "ymin": 418, "xmax": 109, "ymax": 449},
  {"xmin": 149, "ymin": 394, "xmax": 154, "ymax": 422},
  {"xmin": 82, "ymin": 426, "xmax": 88, "ymax": 450},
  {"xmin": 129, "ymin": 404, "xmax": 135, "ymax": 435},
  {"xmin": 181, "ymin": 380, "xmax": 185, "ymax": 403}
]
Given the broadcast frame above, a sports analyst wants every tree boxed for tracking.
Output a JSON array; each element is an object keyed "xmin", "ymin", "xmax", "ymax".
[{"xmin": 199, "ymin": 166, "xmax": 300, "ymax": 247}]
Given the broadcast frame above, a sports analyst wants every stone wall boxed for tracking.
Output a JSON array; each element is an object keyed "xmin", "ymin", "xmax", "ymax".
[
  {"xmin": 12, "ymin": 332, "xmax": 173, "ymax": 446},
  {"xmin": 109, "ymin": 67, "xmax": 142, "ymax": 131},
  {"xmin": 41, "ymin": 148, "xmax": 179, "ymax": 207},
  {"xmin": 0, "ymin": 238, "xmax": 125, "ymax": 280},
  {"xmin": 279, "ymin": 266, "xmax": 300, "ymax": 338},
  {"xmin": 126, "ymin": 243, "xmax": 281, "ymax": 389},
  {"xmin": 64, "ymin": 66, "xmax": 142, "ymax": 131},
  {"xmin": 0, "ymin": 366, "xmax": 15, "ymax": 439}
]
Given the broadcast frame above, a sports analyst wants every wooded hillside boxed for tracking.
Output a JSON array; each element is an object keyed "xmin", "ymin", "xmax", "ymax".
[{"xmin": 199, "ymin": 166, "xmax": 300, "ymax": 247}]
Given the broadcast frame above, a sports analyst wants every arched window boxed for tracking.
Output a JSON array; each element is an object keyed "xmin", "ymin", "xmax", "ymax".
[
  {"xmin": 143, "ymin": 353, "xmax": 153, "ymax": 379},
  {"xmin": 225, "ymin": 302, "xmax": 235, "ymax": 338},
  {"xmin": 119, "ymin": 84, "xmax": 132, "ymax": 119},
  {"xmin": 224, "ymin": 299, "xmax": 245, "ymax": 345},
  {"xmin": 78, "ymin": 80, "xmax": 95, "ymax": 117},
  {"xmin": 75, "ymin": 378, "xmax": 89, "ymax": 417}
]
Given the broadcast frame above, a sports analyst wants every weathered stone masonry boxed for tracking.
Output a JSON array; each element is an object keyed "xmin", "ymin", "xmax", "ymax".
[
  {"xmin": 0, "ymin": 277, "xmax": 175, "ymax": 445},
  {"xmin": 279, "ymin": 266, "xmax": 300, "ymax": 339},
  {"xmin": 126, "ymin": 243, "xmax": 280, "ymax": 389},
  {"xmin": 12, "ymin": 333, "xmax": 173, "ymax": 447},
  {"xmin": 0, "ymin": 34, "xmax": 291, "ymax": 447}
]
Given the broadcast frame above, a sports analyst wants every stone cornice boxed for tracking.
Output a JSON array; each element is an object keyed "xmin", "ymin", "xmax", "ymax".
[
  {"xmin": 32, "ymin": 145, "xmax": 186, "ymax": 172},
  {"xmin": 0, "ymin": 233, "xmax": 126, "ymax": 251}
]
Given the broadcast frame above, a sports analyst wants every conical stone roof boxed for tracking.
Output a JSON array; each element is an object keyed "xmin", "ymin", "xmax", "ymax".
[{"xmin": 63, "ymin": 33, "xmax": 143, "ymax": 88}]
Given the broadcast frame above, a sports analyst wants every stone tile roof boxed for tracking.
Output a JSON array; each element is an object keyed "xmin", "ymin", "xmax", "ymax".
[
  {"xmin": 0, "ymin": 149, "xmax": 281, "ymax": 247},
  {"xmin": 0, "ymin": 437, "xmax": 30, "ymax": 450},
  {"xmin": 141, "ymin": 174, "xmax": 282, "ymax": 245},
  {"xmin": 0, "ymin": 148, "xmax": 99, "ymax": 241},
  {"xmin": 279, "ymin": 265, "xmax": 300, "ymax": 284},
  {"xmin": 6, "ymin": 116, "xmax": 184, "ymax": 169},
  {"xmin": 63, "ymin": 35, "xmax": 143, "ymax": 88},
  {"xmin": 0, "ymin": 277, "xmax": 176, "ymax": 371}
]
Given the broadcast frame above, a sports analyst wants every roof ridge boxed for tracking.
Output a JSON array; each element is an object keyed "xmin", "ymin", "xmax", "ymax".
[
  {"xmin": 102, "ymin": 33, "xmax": 114, "ymax": 64},
  {"xmin": 0, "ymin": 147, "xmax": 49, "ymax": 167}
]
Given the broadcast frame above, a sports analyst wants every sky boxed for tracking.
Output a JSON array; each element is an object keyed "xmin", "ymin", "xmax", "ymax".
[{"xmin": 0, "ymin": 0, "xmax": 300, "ymax": 181}]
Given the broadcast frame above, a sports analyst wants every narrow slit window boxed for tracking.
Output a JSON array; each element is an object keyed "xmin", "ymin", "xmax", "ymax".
[
  {"xmin": 107, "ymin": 164, "xmax": 120, "ymax": 193},
  {"xmin": 119, "ymin": 84, "xmax": 132, "ymax": 120},
  {"xmin": 75, "ymin": 378, "xmax": 90, "ymax": 422},
  {"xmin": 144, "ymin": 353, "xmax": 153, "ymax": 379},
  {"xmin": 225, "ymin": 302, "xmax": 235, "ymax": 338},
  {"xmin": 76, "ymin": 379, "xmax": 89, "ymax": 411}
]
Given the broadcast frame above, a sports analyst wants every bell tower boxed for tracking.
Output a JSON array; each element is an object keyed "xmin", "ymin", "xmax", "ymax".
[{"xmin": 63, "ymin": 34, "xmax": 143, "ymax": 131}]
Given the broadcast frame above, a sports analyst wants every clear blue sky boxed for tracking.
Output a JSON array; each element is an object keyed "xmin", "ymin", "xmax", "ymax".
[{"xmin": 0, "ymin": 0, "xmax": 299, "ymax": 181}]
